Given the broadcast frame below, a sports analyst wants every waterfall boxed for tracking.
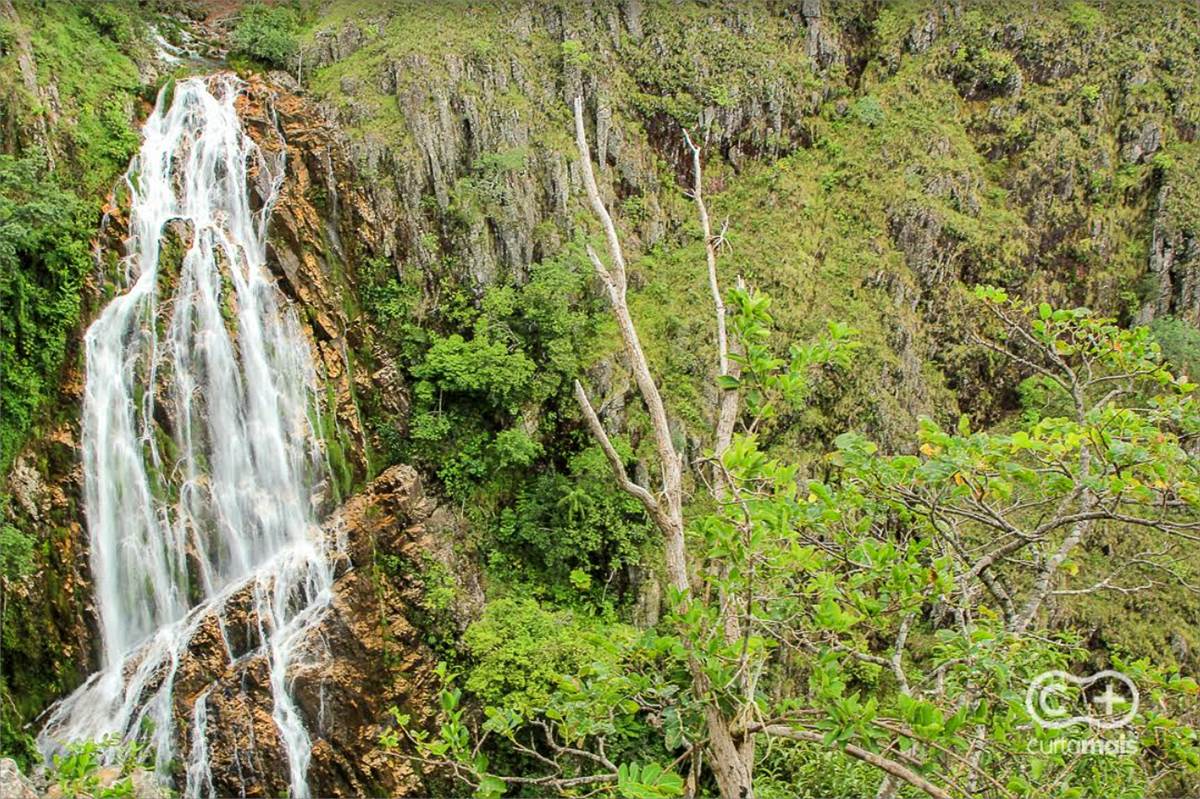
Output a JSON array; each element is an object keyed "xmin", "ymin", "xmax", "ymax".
[{"xmin": 37, "ymin": 74, "xmax": 333, "ymax": 799}]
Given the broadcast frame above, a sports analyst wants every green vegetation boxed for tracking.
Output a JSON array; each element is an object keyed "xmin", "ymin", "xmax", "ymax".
[
  {"xmin": 48, "ymin": 734, "xmax": 150, "ymax": 799},
  {"xmin": 229, "ymin": 2, "xmax": 301, "ymax": 69},
  {"xmin": 305, "ymin": 9, "xmax": 1200, "ymax": 794},
  {"xmin": 0, "ymin": 523, "xmax": 34, "ymax": 583},
  {"xmin": 1151, "ymin": 316, "xmax": 1200, "ymax": 381},
  {"xmin": 4, "ymin": 1, "xmax": 1200, "ymax": 796},
  {"xmin": 0, "ymin": 0, "xmax": 145, "ymax": 768},
  {"xmin": 387, "ymin": 292, "xmax": 1200, "ymax": 798},
  {"xmin": 460, "ymin": 598, "xmax": 633, "ymax": 710},
  {"xmin": 360, "ymin": 247, "xmax": 661, "ymax": 602},
  {"xmin": 0, "ymin": 155, "xmax": 91, "ymax": 469},
  {"xmin": 0, "ymin": 0, "xmax": 143, "ymax": 469}
]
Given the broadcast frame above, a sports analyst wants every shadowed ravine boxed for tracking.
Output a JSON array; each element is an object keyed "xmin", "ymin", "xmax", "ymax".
[{"xmin": 36, "ymin": 74, "xmax": 334, "ymax": 799}]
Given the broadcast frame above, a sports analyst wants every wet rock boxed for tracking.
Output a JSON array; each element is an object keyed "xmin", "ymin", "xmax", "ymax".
[
  {"xmin": 130, "ymin": 770, "xmax": 169, "ymax": 799},
  {"xmin": 0, "ymin": 414, "xmax": 94, "ymax": 712},
  {"xmin": 0, "ymin": 759, "xmax": 38, "ymax": 799},
  {"xmin": 235, "ymin": 76, "xmax": 401, "ymax": 483},
  {"xmin": 168, "ymin": 465, "xmax": 461, "ymax": 797}
]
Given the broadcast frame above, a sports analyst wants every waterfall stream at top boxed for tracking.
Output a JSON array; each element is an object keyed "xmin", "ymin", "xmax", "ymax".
[{"xmin": 36, "ymin": 74, "xmax": 334, "ymax": 799}]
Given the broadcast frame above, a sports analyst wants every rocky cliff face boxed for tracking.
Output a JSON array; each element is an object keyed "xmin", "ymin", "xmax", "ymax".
[
  {"xmin": 303, "ymin": 2, "xmax": 833, "ymax": 273},
  {"xmin": 237, "ymin": 74, "xmax": 409, "ymax": 493},
  {"xmin": 169, "ymin": 464, "xmax": 444, "ymax": 798},
  {"xmin": 1139, "ymin": 148, "xmax": 1200, "ymax": 326},
  {"xmin": 298, "ymin": 1, "xmax": 1200, "ymax": 440}
]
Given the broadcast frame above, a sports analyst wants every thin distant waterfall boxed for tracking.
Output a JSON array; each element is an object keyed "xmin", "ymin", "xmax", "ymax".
[{"xmin": 38, "ymin": 74, "xmax": 333, "ymax": 799}]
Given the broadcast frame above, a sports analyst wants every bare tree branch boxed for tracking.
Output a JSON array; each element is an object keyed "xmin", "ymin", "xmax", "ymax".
[
  {"xmin": 572, "ymin": 95, "xmax": 754, "ymax": 799},
  {"xmin": 573, "ymin": 379, "xmax": 668, "ymax": 531},
  {"xmin": 572, "ymin": 95, "xmax": 688, "ymax": 595}
]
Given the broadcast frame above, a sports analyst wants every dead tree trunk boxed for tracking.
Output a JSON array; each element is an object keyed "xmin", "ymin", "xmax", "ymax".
[{"xmin": 571, "ymin": 96, "xmax": 754, "ymax": 799}]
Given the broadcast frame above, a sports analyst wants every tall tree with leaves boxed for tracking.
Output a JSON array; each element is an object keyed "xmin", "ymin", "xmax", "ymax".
[{"xmin": 380, "ymin": 102, "xmax": 1200, "ymax": 799}]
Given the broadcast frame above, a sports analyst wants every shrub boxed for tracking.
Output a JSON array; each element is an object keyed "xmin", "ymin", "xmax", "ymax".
[
  {"xmin": 851, "ymin": 95, "xmax": 885, "ymax": 128},
  {"xmin": 560, "ymin": 39, "xmax": 592, "ymax": 69},
  {"xmin": 1068, "ymin": 2, "xmax": 1104, "ymax": 32},
  {"xmin": 229, "ymin": 2, "xmax": 300, "ymax": 69},
  {"xmin": 494, "ymin": 443, "xmax": 653, "ymax": 591},
  {"xmin": 947, "ymin": 44, "xmax": 1022, "ymax": 98},
  {"xmin": 462, "ymin": 598, "xmax": 628, "ymax": 710},
  {"xmin": 49, "ymin": 735, "xmax": 148, "ymax": 799},
  {"xmin": 412, "ymin": 332, "xmax": 535, "ymax": 414},
  {"xmin": 1150, "ymin": 316, "xmax": 1200, "ymax": 381},
  {"xmin": 0, "ymin": 525, "xmax": 35, "ymax": 582},
  {"xmin": 82, "ymin": 2, "xmax": 137, "ymax": 44},
  {"xmin": 0, "ymin": 154, "xmax": 91, "ymax": 470}
]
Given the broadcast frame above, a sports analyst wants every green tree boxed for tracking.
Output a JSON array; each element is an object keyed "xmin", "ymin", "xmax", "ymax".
[{"xmin": 379, "ymin": 104, "xmax": 1200, "ymax": 799}]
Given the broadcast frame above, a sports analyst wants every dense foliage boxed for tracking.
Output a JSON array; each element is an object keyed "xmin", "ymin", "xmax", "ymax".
[
  {"xmin": 229, "ymin": 2, "xmax": 301, "ymax": 69},
  {"xmin": 363, "ymin": 249, "xmax": 659, "ymax": 602},
  {"xmin": 0, "ymin": 155, "xmax": 91, "ymax": 469},
  {"xmin": 387, "ymin": 293, "xmax": 1200, "ymax": 798},
  {"xmin": 0, "ymin": 2, "xmax": 140, "ymax": 470},
  {"xmin": 3, "ymin": 2, "xmax": 1200, "ymax": 797}
]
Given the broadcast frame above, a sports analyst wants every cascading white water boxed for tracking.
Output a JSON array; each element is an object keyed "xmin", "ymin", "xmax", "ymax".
[{"xmin": 38, "ymin": 74, "xmax": 333, "ymax": 799}]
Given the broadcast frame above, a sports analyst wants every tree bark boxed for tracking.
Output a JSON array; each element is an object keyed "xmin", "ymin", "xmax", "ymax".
[{"xmin": 572, "ymin": 96, "xmax": 754, "ymax": 799}]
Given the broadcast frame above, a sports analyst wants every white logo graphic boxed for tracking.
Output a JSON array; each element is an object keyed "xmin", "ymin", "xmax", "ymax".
[{"xmin": 1026, "ymin": 670, "xmax": 1139, "ymax": 730}]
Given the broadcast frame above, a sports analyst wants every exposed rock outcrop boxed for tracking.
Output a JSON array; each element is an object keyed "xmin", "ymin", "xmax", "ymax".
[
  {"xmin": 303, "ymin": 3, "xmax": 832, "ymax": 288},
  {"xmin": 1138, "ymin": 173, "xmax": 1200, "ymax": 326},
  {"xmin": 169, "ymin": 465, "xmax": 451, "ymax": 798},
  {"xmin": 235, "ymin": 75, "xmax": 408, "ymax": 486},
  {"xmin": 0, "ymin": 758, "xmax": 38, "ymax": 799}
]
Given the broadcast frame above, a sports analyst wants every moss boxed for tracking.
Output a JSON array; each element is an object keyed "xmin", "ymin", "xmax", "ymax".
[{"xmin": 321, "ymin": 380, "xmax": 356, "ymax": 503}]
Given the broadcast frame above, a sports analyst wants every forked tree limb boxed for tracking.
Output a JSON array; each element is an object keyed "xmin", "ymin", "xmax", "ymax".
[
  {"xmin": 683, "ymin": 126, "xmax": 750, "ymax": 762},
  {"xmin": 683, "ymin": 127, "xmax": 742, "ymax": 485},
  {"xmin": 572, "ymin": 95, "xmax": 755, "ymax": 799},
  {"xmin": 573, "ymin": 379, "xmax": 673, "ymax": 534},
  {"xmin": 572, "ymin": 95, "xmax": 688, "ymax": 594}
]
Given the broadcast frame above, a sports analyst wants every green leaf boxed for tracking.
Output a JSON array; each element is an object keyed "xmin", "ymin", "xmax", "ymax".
[
  {"xmin": 475, "ymin": 774, "xmax": 507, "ymax": 799},
  {"xmin": 1007, "ymin": 776, "xmax": 1031, "ymax": 796},
  {"xmin": 617, "ymin": 762, "xmax": 684, "ymax": 798}
]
